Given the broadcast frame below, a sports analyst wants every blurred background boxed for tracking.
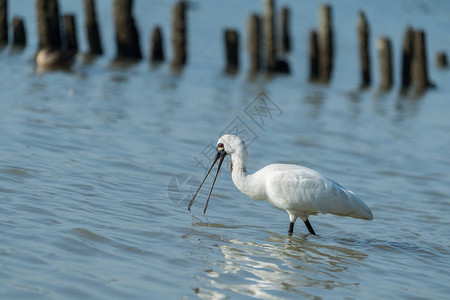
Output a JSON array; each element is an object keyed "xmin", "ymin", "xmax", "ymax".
[{"xmin": 1, "ymin": 0, "xmax": 449, "ymax": 299}]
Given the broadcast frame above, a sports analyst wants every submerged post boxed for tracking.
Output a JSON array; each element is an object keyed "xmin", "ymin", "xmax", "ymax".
[
  {"xmin": 400, "ymin": 26, "xmax": 414, "ymax": 92},
  {"xmin": 36, "ymin": 0, "xmax": 49, "ymax": 50},
  {"xmin": 378, "ymin": 37, "xmax": 393, "ymax": 91},
  {"xmin": 150, "ymin": 26, "xmax": 164, "ymax": 62},
  {"xmin": 224, "ymin": 29, "xmax": 239, "ymax": 74},
  {"xmin": 264, "ymin": 0, "xmax": 276, "ymax": 72},
  {"xmin": 171, "ymin": 1, "xmax": 187, "ymax": 68},
  {"xmin": 84, "ymin": 0, "xmax": 103, "ymax": 55},
  {"xmin": 358, "ymin": 11, "xmax": 371, "ymax": 89},
  {"xmin": 412, "ymin": 30, "xmax": 433, "ymax": 94},
  {"xmin": 309, "ymin": 30, "xmax": 319, "ymax": 82},
  {"xmin": 113, "ymin": 0, "xmax": 142, "ymax": 59},
  {"xmin": 36, "ymin": 0, "xmax": 62, "ymax": 51},
  {"xmin": 318, "ymin": 4, "xmax": 334, "ymax": 83},
  {"xmin": 63, "ymin": 14, "xmax": 78, "ymax": 52},
  {"xmin": 247, "ymin": 14, "xmax": 261, "ymax": 74},
  {"xmin": 12, "ymin": 17, "xmax": 26, "ymax": 48},
  {"xmin": 0, "ymin": 0, "xmax": 7, "ymax": 47},
  {"xmin": 436, "ymin": 51, "xmax": 448, "ymax": 69},
  {"xmin": 48, "ymin": 0, "xmax": 62, "ymax": 49},
  {"xmin": 281, "ymin": 6, "xmax": 290, "ymax": 53}
]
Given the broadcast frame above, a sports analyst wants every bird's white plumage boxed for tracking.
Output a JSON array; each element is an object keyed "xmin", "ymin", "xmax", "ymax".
[{"xmin": 217, "ymin": 134, "xmax": 373, "ymax": 226}]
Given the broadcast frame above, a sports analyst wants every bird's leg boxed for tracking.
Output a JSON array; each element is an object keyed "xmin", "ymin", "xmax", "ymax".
[
  {"xmin": 303, "ymin": 219, "xmax": 316, "ymax": 235},
  {"xmin": 288, "ymin": 222, "xmax": 295, "ymax": 236},
  {"xmin": 287, "ymin": 214, "xmax": 298, "ymax": 236}
]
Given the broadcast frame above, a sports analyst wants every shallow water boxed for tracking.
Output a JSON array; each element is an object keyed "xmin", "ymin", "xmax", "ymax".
[{"xmin": 1, "ymin": 0, "xmax": 450, "ymax": 299}]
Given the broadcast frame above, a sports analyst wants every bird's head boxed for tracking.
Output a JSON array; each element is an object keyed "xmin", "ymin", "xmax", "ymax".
[
  {"xmin": 188, "ymin": 134, "xmax": 246, "ymax": 215},
  {"xmin": 216, "ymin": 134, "xmax": 247, "ymax": 157}
]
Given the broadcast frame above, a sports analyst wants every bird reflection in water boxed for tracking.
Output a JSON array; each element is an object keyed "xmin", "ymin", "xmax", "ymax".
[{"xmin": 194, "ymin": 234, "xmax": 368, "ymax": 299}]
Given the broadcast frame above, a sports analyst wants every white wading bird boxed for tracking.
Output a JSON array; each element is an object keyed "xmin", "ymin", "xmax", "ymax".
[{"xmin": 188, "ymin": 134, "xmax": 373, "ymax": 235}]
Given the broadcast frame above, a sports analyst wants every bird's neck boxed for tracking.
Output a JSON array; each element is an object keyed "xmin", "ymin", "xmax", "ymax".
[
  {"xmin": 230, "ymin": 152, "xmax": 246, "ymax": 172},
  {"xmin": 229, "ymin": 149, "xmax": 247, "ymax": 181},
  {"xmin": 230, "ymin": 152, "xmax": 265, "ymax": 200}
]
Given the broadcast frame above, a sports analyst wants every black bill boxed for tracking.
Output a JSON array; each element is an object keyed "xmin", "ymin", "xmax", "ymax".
[{"xmin": 188, "ymin": 149, "xmax": 226, "ymax": 215}]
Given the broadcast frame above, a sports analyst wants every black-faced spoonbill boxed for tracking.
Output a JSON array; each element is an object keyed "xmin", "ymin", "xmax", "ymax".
[{"xmin": 188, "ymin": 134, "xmax": 373, "ymax": 235}]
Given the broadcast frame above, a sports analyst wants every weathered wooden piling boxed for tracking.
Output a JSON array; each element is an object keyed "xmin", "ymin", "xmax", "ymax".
[
  {"xmin": 171, "ymin": 1, "xmax": 187, "ymax": 68},
  {"xmin": 63, "ymin": 15, "xmax": 77, "ymax": 52},
  {"xmin": 150, "ymin": 26, "xmax": 164, "ymax": 62},
  {"xmin": 400, "ymin": 26, "xmax": 414, "ymax": 92},
  {"xmin": 36, "ymin": 0, "xmax": 62, "ymax": 51},
  {"xmin": 48, "ymin": 0, "xmax": 62, "ymax": 49},
  {"xmin": 264, "ymin": 0, "xmax": 276, "ymax": 72},
  {"xmin": 12, "ymin": 17, "xmax": 26, "ymax": 48},
  {"xmin": 224, "ymin": 29, "xmax": 239, "ymax": 74},
  {"xmin": 318, "ymin": 4, "xmax": 334, "ymax": 83},
  {"xmin": 247, "ymin": 14, "xmax": 261, "ymax": 74},
  {"xmin": 378, "ymin": 37, "xmax": 393, "ymax": 91},
  {"xmin": 281, "ymin": 6, "xmax": 290, "ymax": 53},
  {"xmin": 0, "ymin": 0, "xmax": 7, "ymax": 47},
  {"xmin": 114, "ymin": 0, "xmax": 142, "ymax": 59},
  {"xmin": 358, "ymin": 11, "xmax": 371, "ymax": 88},
  {"xmin": 412, "ymin": 30, "xmax": 433, "ymax": 94},
  {"xmin": 84, "ymin": 0, "xmax": 103, "ymax": 55},
  {"xmin": 309, "ymin": 30, "xmax": 319, "ymax": 82},
  {"xmin": 436, "ymin": 51, "xmax": 448, "ymax": 68}
]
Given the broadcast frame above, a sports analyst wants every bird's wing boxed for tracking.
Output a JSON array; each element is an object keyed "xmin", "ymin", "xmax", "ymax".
[
  {"xmin": 322, "ymin": 178, "xmax": 373, "ymax": 220},
  {"xmin": 264, "ymin": 165, "xmax": 373, "ymax": 220}
]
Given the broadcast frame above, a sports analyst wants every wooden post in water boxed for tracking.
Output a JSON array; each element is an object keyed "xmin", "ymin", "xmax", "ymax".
[
  {"xmin": 0, "ymin": 0, "xmax": 7, "ymax": 47},
  {"xmin": 412, "ymin": 30, "xmax": 433, "ymax": 94},
  {"xmin": 36, "ymin": 0, "xmax": 48, "ymax": 50},
  {"xmin": 377, "ymin": 37, "xmax": 393, "ymax": 91},
  {"xmin": 63, "ymin": 14, "xmax": 77, "ymax": 52},
  {"xmin": 150, "ymin": 26, "xmax": 164, "ymax": 62},
  {"xmin": 358, "ymin": 11, "xmax": 371, "ymax": 89},
  {"xmin": 436, "ymin": 51, "xmax": 448, "ymax": 68},
  {"xmin": 36, "ymin": 0, "xmax": 62, "ymax": 51},
  {"xmin": 84, "ymin": 0, "xmax": 103, "ymax": 55},
  {"xmin": 318, "ymin": 4, "xmax": 333, "ymax": 83},
  {"xmin": 171, "ymin": 1, "xmax": 187, "ymax": 68},
  {"xmin": 48, "ymin": 0, "xmax": 62, "ymax": 49},
  {"xmin": 12, "ymin": 17, "xmax": 26, "ymax": 48},
  {"xmin": 309, "ymin": 30, "xmax": 319, "ymax": 82},
  {"xmin": 400, "ymin": 26, "xmax": 414, "ymax": 92},
  {"xmin": 224, "ymin": 29, "xmax": 239, "ymax": 74},
  {"xmin": 113, "ymin": 0, "xmax": 142, "ymax": 59},
  {"xmin": 264, "ymin": 0, "xmax": 276, "ymax": 72},
  {"xmin": 247, "ymin": 14, "xmax": 261, "ymax": 74},
  {"xmin": 281, "ymin": 6, "xmax": 290, "ymax": 53}
]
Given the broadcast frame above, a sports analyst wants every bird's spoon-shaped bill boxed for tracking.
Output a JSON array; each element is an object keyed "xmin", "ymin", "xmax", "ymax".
[
  {"xmin": 188, "ymin": 150, "xmax": 226, "ymax": 214},
  {"xmin": 202, "ymin": 152, "xmax": 226, "ymax": 215}
]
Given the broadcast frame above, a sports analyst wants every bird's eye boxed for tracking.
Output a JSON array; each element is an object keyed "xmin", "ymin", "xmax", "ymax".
[{"xmin": 217, "ymin": 143, "xmax": 224, "ymax": 149}]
